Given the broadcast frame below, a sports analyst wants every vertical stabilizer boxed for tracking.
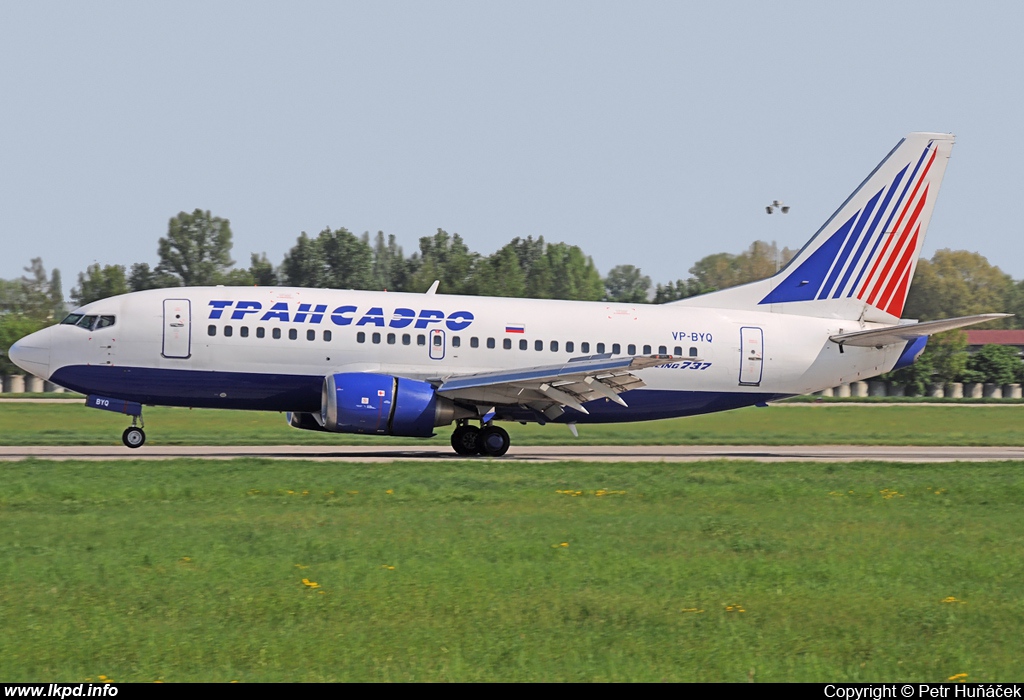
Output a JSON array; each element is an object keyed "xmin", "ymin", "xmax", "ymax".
[{"xmin": 673, "ymin": 133, "xmax": 955, "ymax": 322}]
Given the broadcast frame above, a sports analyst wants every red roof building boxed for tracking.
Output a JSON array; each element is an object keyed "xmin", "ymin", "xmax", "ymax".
[{"xmin": 964, "ymin": 330, "xmax": 1024, "ymax": 353}]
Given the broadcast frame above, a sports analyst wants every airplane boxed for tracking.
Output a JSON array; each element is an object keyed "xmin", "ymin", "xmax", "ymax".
[{"xmin": 8, "ymin": 132, "xmax": 1010, "ymax": 456}]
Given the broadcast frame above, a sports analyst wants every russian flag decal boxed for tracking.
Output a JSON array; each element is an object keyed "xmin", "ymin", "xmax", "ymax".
[{"xmin": 505, "ymin": 324, "xmax": 525, "ymax": 334}]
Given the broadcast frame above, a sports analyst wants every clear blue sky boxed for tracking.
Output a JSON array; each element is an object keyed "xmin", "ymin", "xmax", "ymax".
[{"xmin": 2, "ymin": 1, "xmax": 1022, "ymax": 297}]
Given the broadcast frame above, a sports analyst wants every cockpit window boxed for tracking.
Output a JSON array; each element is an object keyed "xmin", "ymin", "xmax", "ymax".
[{"xmin": 65, "ymin": 314, "xmax": 115, "ymax": 331}]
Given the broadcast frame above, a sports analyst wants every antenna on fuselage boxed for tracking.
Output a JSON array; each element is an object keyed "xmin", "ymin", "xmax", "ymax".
[{"xmin": 425, "ymin": 280, "xmax": 440, "ymax": 295}]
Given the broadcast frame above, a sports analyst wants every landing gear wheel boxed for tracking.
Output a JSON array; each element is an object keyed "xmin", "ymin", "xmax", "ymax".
[
  {"xmin": 122, "ymin": 426, "xmax": 146, "ymax": 449},
  {"xmin": 451, "ymin": 424, "xmax": 481, "ymax": 456},
  {"xmin": 478, "ymin": 425, "xmax": 510, "ymax": 457}
]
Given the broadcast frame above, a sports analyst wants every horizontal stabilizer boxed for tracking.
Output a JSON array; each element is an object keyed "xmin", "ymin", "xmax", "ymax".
[{"xmin": 829, "ymin": 313, "xmax": 1012, "ymax": 347}]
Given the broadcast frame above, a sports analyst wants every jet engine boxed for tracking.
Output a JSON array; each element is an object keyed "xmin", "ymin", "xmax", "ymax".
[{"xmin": 287, "ymin": 372, "xmax": 471, "ymax": 437}]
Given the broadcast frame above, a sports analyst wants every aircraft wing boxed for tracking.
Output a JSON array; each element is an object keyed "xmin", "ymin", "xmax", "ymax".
[
  {"xmin": 829, "ymin": 313, "xmax": 1012, "ymax": 347},
  {"xmin": 435, "ymin": 354, "xmax": 671, "ymax": 418}
]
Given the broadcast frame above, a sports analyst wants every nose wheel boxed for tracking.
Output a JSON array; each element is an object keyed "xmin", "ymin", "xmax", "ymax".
[{"xmin": 122, "ymin": 426, "xmax": 146, "ymax": 448}]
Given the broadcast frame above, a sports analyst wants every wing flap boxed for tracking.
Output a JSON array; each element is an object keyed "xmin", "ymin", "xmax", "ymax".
[{"xmin": 436, "ymin": 354, "xmax": 671, "ymax": 413}]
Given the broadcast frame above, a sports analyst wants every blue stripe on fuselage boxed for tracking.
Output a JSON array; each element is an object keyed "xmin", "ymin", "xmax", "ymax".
[{"xmin": 50, "ymin": 365, "xmax": 791, "ymax": 424}]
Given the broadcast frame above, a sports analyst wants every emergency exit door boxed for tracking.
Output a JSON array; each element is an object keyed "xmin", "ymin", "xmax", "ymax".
[{"xmin": 739, "ymin": 326, "xmax": 763, "ymax": 386}]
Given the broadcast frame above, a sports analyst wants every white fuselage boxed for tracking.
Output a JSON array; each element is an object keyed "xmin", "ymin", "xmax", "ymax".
[{"xmin": 20, "ymin": 286, "xmax": 907, "ymax": 423}]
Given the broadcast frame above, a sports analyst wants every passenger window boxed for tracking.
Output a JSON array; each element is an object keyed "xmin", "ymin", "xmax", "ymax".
[
  {"xmin": 256, "ymin": 327, "xmax": 265, "ymax": 339},
  {"xmin": 357, "ymin": 331, "xmax": 365, "ymax": 343},
  {"xmin": 674, "ymin": 346, "xmax": 683, "ymax": 356},
  {"xmin": 289, "ymin": 329, "xmax": 298, "ymax": 340},
  {"xmin": 452, "ymin": 336, "xmax": 461, "ymax": 348},
  {"xmin": 550, "ymin": 340, "xmax": 558, "ymax": 352},
  {"xmin": 324, "ymin": 330, "xmax": 332, "ymax": 342},
  {"xmin": 417, "ymin": 334, "xmax": 426, "ymax": 346},
  {"xmin": 581, "ymin": 342, "xmax": 590, "ymax": 353},
  {"xmin": 503, "ymin": 338, "xmax": 512, "ymax": 350},
  {"xmin": 689, "ymin": 347, "xmax": 698, "ymax": 357},
  {"xmin": 658, "ymin": 345, "xmax": 667, "ymax": 354},
  {"xmin": 535, "ymin": 339, "xmax": 543, "ymax": 351},
  {"xmin": 402, "ymin": 334, "xmax": 411, "ymax": 345},
  {"xmin": 240, "ymin": 327, "xmax": 249, "ymax": 338},
  {"xmin": 596, "ymin": 342, "xmax": 605, "ymax": 354},
  {"xmin": 470, "ymin": 337, "xmax": 479, "ymax": 348},
  {"xmin": 307, "ymin": 329, "xmax": 315, "ymax": 341},
  {"xmin": 372, "ymin": 332, "xmax": 381, "ymax": 344},
  {"xmin": 433, "ymin": 334, "xmax": 442, "ymax": 346},
  {"xmin": 273, "ymin": 328, "xmax": 282, "ymax": 339},
  {"xmin": 519, "ymin": 339, "xmax": 527, "ymax": 351},
  {"xmin": 566, "ymin": 341, "xmax": 574, "ymax": 353},
  {"xmin": 208, "ymin": 325, "xmax": 216, "ymax": 336},
  {"xmin": 487, "ymin": 337, "xmax": 496, "ymax": 349},
  {"xmin": 628, "ymin": 344, "xmax": 636, "ymax": 355},
  {"xmin": 612, "ymin": 343, "xmax": 620, "ymax": 354},
  {"xmin": 387, "ymin": 333, "xmax": 396, "ymax": 345},
  {"xmin": 224, "ymin": 325, "xmax": 233, "ymax": 338},
  {"xmin": 643, "ymin": 344, "xmax": 651, "ymax": 354}
]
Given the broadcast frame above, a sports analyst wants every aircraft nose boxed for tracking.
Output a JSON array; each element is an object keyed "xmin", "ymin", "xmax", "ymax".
[{"xmin": 7, "ymin": 327, "xmax": 52, "ymax": 379}]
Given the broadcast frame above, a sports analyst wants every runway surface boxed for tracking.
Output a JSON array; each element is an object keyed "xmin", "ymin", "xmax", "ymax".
[{"xmin": 2, "ymin": 444, "xmax": 1023, "ymax": 462}]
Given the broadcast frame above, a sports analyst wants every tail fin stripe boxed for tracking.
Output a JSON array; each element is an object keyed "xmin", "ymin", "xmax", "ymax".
[
  {"xmin": 825, "ymin": 186, "xmax": 885, "ymax": 298},
  {"xmin": 866, "ymin": 182, "xmax": 930, "ymax": 306},
  {"xmin": 858, "ymin": 146, "xmax": 936, "ymax": 302},
  {"xmin": 854, "ymin": 146, "xmax": 933, "ymax": 298},
  {"xmin": 843, "ymin": 164, "xmax": 909, "ymax": 296},
  {"xmin": 880, "ymin": 224, "xmax": 921, "ymax": 316}
]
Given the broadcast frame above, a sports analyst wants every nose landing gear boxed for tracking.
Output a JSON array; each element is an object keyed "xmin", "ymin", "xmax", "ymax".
[
  {"xmin": 121, "ymin": 414, "xmax": 146, "ymax": 449},
  {"xmin": 450, "ymin": 420, "xmax": 510, "ymax": 457}
]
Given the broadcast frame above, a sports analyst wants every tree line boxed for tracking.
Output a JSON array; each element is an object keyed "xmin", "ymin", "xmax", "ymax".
[{"xmin": 2, "ymin": 209, "xmax": 1023, "ymax": 382}]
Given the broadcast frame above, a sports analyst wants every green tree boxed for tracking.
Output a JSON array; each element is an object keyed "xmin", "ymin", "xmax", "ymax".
[
  {"xmin": 249, "ymin": 253, "xmax": 278, "ymax": 287},
  {"xmin": 0, "ymin": 314, "xmax": 47, "ymax": 375},
  {"xmin": 904, "ymin": 250, "xmax": 1014, "ymax": 325},
  {"xmin": 72, "ymin": 264, "xmax": 129, "ymax": 306},
  {"xmin": 688, "ymin": 240, "xmax": 796, "ymax": 292},
  {"xmin": 653, "ymin": 278, "xmax": 716, "ymax": 303},
  {"xmin": 922, "ymin": 331, "xmax": 969, "ymax": 384},
  {"xmin": 604, "ymin": 265, "xmax": 651, "ymax": 303},
  {"xmin": 544, "ymin": 242, "xmax": 604, "ymax": 301},
  {"xmin": 408, "ymin": 229, "xmax": 479, "ymax": 295},
  {"xmin": 963, "ymin": 344, "xmax": 1021, "ymax": 385},
  {"xmin": 128, "ymin": 262, "xmax": 180, "ymax": 291},
  {"xmin": 156, "ymin": 209, "xmax": 236, "ymax": 286},
  {"xmin": 471, "ymin": 245, "xmax": 527, "ymax": 298},
  {"xmin": 16, "ymin": 258, "xmax": 64, "ymax": 321},
  {"xmin": 370, "ymin": 232, "xmax": 409, "ymax": 292},
  {"xmin": 280, "ymin": 228, "xmax": 374, "ymax": 289}
]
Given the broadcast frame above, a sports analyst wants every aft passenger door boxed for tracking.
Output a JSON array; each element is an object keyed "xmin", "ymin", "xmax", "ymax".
[
  {"xmin": 739, "ymin": 326, "xmax": 763, "ymax": 386},
  {"xmin": 162, "ymin": 299, "xmax": 192, "ymax": 359}
]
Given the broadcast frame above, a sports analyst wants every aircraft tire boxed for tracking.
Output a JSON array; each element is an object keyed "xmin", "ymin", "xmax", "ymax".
[
  {"xmin": 122, "ymin": 427, "xmax": 146, "ymax": 449},
  {"xmin": 478, "ymin": 425, "xmax": 510, "ymax": 457},
  {"xmin": 451, "ymin": 425, "xmax": 481, "ymax": 456}
]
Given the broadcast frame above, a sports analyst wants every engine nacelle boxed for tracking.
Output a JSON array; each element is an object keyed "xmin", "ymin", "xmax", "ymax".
[{"xmin": 320, "ymin": 373, "xmax": 470, "ymax": 437}]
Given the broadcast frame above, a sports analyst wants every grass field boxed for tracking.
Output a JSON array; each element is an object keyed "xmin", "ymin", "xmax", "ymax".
[
  {"xmin": 1, "ymin": 458, "xmax": 1022, "ymax": 681},
  {"xmin": 1, "ymin": 401, "xmax": 1022, "ymax": 446}
]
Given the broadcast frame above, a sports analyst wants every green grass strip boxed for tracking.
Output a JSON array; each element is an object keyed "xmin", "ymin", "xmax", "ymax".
[{"xmin": 1, "ymin": 458, "xmax": 1022, "ymax": 681}]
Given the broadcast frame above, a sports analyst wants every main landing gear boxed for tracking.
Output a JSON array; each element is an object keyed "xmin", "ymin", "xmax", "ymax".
[
  {"xmin": 121, "ymin": 415, "xmax": 146, "ymax": 449},
  {"xmin": 450, "ymin": 420, "xmax": 510, "ymax": 457}
]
